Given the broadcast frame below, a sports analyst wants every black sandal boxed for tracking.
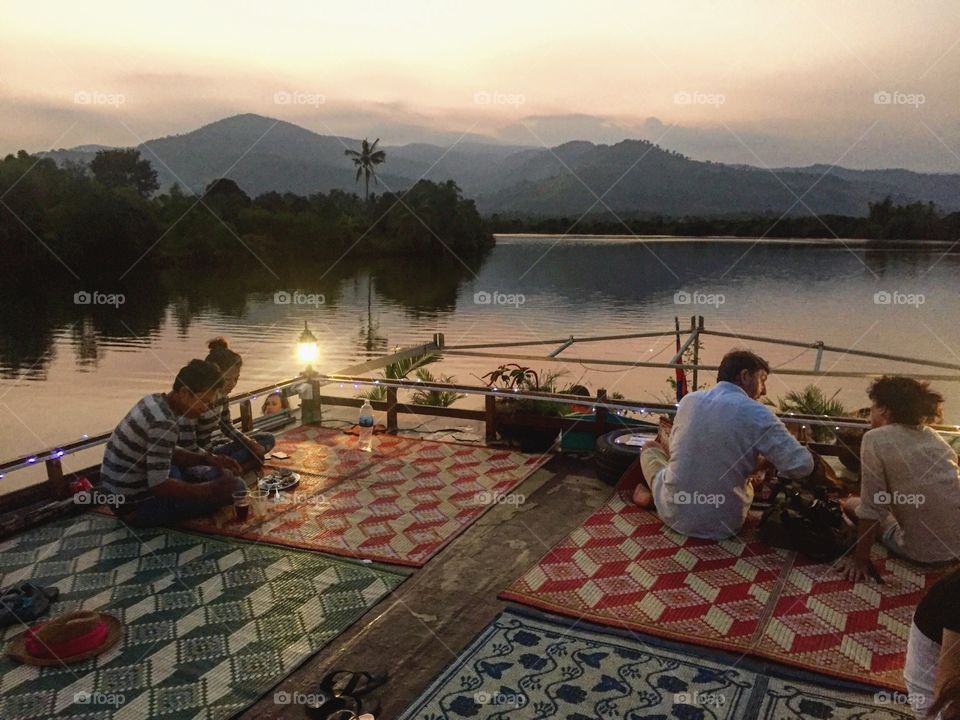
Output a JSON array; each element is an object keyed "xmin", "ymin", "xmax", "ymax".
[
  {"xmin": 318, "ymin": 669, "xmax": 388, "ymax": 699},
  {"xmin": 304, "ymin": 692, "xmax": 380, "ymax": 719}
]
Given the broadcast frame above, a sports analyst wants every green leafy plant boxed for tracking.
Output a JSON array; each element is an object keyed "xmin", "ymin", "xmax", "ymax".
[
  {"xmin": 777, "ymin": 385, "xmax": 849, "ymax": 442},
  {"xmin": 411, "ymin": 367, "xmax": 465, "ymax": 407},
  {"xmin": 480, "ymin": 364, "xmax": 576, "ymax": 416},
  {"xmin": 357, "ymin": 350, "xmax": 440, "ymax": 402}
]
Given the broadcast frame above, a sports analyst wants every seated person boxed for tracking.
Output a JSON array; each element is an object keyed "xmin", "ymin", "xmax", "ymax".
[
  {"xmin": 179, "ymin": 338, "xmax": 276, "ymax": 472},
  {"xmin": 904, "ymin": 569, "xmax": 960, "ymax": 718},
  {"xmin": 261, "ymin": 391, "xmax": 290, "ymax": 415},
  {"xmin": 100, "ymin": 360, "xmax": 244, "ymax": 527},
  {"xmin": 625, "ymin": 349, "xmax": 814, "ymax": 539},
  {"xmin": 838, "ymin": 377, "xmax": 960, "ymax": 582}
]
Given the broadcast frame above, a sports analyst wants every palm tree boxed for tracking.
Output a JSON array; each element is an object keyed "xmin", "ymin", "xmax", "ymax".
[{"xmin": 345, "ymin": 138, "xmax": 386, "ymax": 205}]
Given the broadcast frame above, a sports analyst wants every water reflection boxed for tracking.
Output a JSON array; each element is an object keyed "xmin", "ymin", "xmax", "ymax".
[{"xmin": 0, "ymin": 249, "xmax": 491, "ymax": 377}]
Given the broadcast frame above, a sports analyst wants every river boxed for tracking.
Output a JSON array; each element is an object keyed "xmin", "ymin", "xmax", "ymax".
[{"xmin": 2, "ymin": 235, "xmax": 958, "ymax": 490}]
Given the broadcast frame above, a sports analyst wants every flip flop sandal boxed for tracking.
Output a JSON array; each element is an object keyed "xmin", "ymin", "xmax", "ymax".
[
  {"xmin": 0, "ymin": 584, "xmax": 60, "ymax": 628},
  {"xmin": 305, "ymin": 693, "xmax": 381, "ymax": 720},
  {"xmin": 318, "ymin": 669, "xmax": 388, "ymax": 699}
]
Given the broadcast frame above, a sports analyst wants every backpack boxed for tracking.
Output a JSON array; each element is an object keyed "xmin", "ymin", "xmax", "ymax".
[{"xmin": 757, "ymin": 454, "xmax": 856, "ymax": 562}]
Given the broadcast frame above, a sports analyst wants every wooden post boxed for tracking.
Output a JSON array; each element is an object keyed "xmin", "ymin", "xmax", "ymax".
[
  {"xmin": 46, "ymin": 458, "xmax": 67, "ymax": 499},
  {"xmin": 485, "ymin": 395, "xmax": 498, "ymax": 441},
  {"xmin": 594, "ymin": 388, "xmax": 608, "ymax": 437},
  {"xmin": 240, "ymin": 399, "xmax": 254, "ymax": 432},
  {"xmin": 386, "ymin": 385, "xmax": 398, "ymax": 432}
]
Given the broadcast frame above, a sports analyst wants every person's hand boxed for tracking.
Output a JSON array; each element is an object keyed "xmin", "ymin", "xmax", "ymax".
[
  {"xmin": 642, "ymin": 439, "xmax": 666, "ymax": 454},
  {"xmin": 208, "ymin": 454, "xmax": 242, "ymax": 474},
  {"xmin": 835, "ymin": 555, "xmax": 881, "ymax": 583},
  {"xmin": 208, "ymin": 470, "xmax": 237, "ymax": 503}
]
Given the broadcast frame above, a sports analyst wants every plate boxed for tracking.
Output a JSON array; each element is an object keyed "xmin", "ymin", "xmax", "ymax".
[{"xmin": 259, "ymin": 471, "xmax": 301, "ymax": 491}]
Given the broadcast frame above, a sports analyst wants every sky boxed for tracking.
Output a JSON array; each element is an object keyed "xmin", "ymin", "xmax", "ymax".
[{"xmin": 1, "ymin": 0, "xmax": 959, "ymax": 170}]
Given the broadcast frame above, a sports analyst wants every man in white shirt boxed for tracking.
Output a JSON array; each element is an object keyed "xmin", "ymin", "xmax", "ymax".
[{"xmin": 627, "ymin": 349, "xmax": 815, "ymax": 539}]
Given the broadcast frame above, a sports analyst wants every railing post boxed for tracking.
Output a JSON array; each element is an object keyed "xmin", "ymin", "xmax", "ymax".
[
  {"xmin": 692, "ymin": 316, "xmax": 702, "ymax": 391},
  {"xmin": 594, "ymin": 388, "xmax": 608, "ymax": 437},
  {"xmin": 240, "ymin": 399, "xmax": 254, "ymax": 432},
  {"xmin": 46, "ymin": 458, "xmax": 67, "ymax": 500},
  {"xmin": 485, "ymin": 395, "xmax": 498, "ymax": 441},
  {"xmin": 814, "ymin": 341, "xmax": 824, "ymax": 373},
  {"xmin": 386, "ymin": 385, "xmax": 398, "ymax": 432},
  {"xmin": 301, "ymin": 378, "xmax": 323, "ymax": 425}
]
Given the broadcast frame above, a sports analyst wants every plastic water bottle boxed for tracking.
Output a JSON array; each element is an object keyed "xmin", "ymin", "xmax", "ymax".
[{"xmin": 358, "ymin": 400, "xmax": 375, "ymax": 452}]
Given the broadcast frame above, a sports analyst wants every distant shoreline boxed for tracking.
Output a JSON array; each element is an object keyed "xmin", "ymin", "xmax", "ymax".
[{"xmin": 494, "ymin": 233, "xmax": 958, "ymax": 247}]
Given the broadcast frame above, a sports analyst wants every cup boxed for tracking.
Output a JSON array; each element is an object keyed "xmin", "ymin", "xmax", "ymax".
[
  {"xmin": 233, "ymin": 490, "xmax": 250, "ymax": 522},
  {"xmin": 249, "ymin": 489, "xmax": 269, "ymax": 518}
]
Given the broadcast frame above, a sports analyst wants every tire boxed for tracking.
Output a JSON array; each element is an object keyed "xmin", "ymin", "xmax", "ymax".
[{"xmin": 594, "ymin": 428, "xmax": 658, "ymax": 486}]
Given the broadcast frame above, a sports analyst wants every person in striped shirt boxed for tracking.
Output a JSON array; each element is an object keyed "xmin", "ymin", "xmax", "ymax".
[
  {"xmin": 101, "ymin": 359, "xmax": 243, "ymax": 527},
  {"xmin": 178, "ymin": 338, "xmax": 275, "ymax": 472}
]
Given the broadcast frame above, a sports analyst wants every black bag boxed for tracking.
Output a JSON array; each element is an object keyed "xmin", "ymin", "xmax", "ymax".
[{"xmin": 758, "ymin": 455, "xmax": 856, "ymax": 562}]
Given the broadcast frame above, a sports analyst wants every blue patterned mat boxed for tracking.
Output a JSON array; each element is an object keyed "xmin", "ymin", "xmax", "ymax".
[{"xmin": 397, "ymin": 608, "xmax": 914, "ymax": 720}]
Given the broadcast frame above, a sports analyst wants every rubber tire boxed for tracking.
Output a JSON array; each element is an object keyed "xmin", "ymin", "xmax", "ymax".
[{"xmin": 594, "ymin": 427, "xmax": 658, "ymax": 486}]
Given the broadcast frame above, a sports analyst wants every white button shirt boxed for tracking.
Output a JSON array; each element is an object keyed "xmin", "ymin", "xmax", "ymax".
[{"xmin": 655, "ymin": 381, "xmax": 814, "ymax": 539}]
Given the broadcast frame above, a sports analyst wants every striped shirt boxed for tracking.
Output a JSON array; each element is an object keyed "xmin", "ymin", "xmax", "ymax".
[
  {"xmin": 101, "ymin": 394, "xmax": 178, "ymax": 502},
  {"xmin": 178, "ymin": 394, "xmax": 246, "ymax": 451}
]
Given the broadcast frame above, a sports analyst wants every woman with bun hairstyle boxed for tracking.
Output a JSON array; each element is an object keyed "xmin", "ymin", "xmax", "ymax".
[
  {"xmin": 838, "ymin": 376, "xmax": 960, "ymax": 582},
  {"xmin": 179, "ymin": 338, "xmax": 276, "ymax": 472}
]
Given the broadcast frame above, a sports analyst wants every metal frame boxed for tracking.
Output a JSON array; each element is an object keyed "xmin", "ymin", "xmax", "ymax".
[{"xmin": 3, "ymin": 317, "xmax": 959, "ymax": 503}]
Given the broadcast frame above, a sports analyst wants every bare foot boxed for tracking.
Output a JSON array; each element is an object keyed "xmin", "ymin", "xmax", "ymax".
[{"xmin": 632, "ymin": 483, "xmax": 655, "ymax": 509}]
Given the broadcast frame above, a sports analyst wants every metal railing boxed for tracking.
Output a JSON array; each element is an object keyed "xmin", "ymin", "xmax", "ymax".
[{"xmin": 3, "ymin": 318, "xmax": 959, "ymax": 508}]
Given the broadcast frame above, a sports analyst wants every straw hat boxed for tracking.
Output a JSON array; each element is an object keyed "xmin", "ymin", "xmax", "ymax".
[{"xmin": 6, "ymin": 610, "xmax": 123, "ymax": 666}]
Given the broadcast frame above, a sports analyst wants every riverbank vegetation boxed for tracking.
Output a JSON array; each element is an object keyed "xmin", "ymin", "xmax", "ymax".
[
  {"xmin": 489, "ymin": 198, "xmax": 960, "ymax": 243},
  {"xmin": 0, "ymin": 149, "xmax": 494, "ymax": 278}
]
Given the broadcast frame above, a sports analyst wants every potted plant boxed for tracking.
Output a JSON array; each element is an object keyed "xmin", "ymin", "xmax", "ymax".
[{"xmin": 481, "ymin": 364, "xmax": 573, "ymax": 452}]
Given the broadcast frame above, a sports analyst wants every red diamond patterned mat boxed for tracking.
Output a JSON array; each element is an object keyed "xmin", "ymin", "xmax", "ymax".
[
  {"xmin": 181, "ymin": 426, "xmax": 550, "ymax": 567},
  {"xmin": 500, "ymin": 492, "xmax": 953, "ymax": 690}
]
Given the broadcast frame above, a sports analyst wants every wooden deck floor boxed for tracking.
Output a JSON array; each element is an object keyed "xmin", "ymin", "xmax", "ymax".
[{"xmin": 241, "ymin": 453, "xmax": 609, "ymax": 720}]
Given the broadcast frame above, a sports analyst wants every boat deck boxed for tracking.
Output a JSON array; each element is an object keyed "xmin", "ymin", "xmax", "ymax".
[{"xmin": 241, "ymin": 451, "xmax": 603, "ymax": 719}]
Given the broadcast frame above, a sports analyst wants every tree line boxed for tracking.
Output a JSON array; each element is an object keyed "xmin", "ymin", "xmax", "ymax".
[
  {"xmin": 489, "ymin": 198, "xmax": 960, "ymax": 243},
  {"xmin": 0, "ymin": 148, "xmax": 494, "ymax": 279}
]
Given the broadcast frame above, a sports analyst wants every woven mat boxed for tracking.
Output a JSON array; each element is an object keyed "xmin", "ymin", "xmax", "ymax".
[
  {"xmin": 397, "ymin": 607, "xmax": 913, "ymax": 719},
  {"xmin": 180, "ymin": 426, "xmax": 551, "ymax": 567},
  {"xmin": 0, "ymin": 514, "xmax": 406, "ymax": 720},
  {"xmin": 501, "ymin": 493, "xmax": 951, "ymax": 691}
]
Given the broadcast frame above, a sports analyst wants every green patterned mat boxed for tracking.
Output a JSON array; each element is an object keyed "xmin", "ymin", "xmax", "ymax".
[{"xmin": 0, "ymin": 514, "xmax": 406, "ymax": 719}]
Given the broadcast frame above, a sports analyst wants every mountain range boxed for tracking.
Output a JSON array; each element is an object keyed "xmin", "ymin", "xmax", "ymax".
[{"xmin": 41, "ymin": 113, "xmax": 960, "ymax": 218}]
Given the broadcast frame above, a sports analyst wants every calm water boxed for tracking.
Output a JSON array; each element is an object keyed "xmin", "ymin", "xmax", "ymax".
[{"xmin": 3, "ymin": 235, "xmax": 959, "ymax": 489}]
